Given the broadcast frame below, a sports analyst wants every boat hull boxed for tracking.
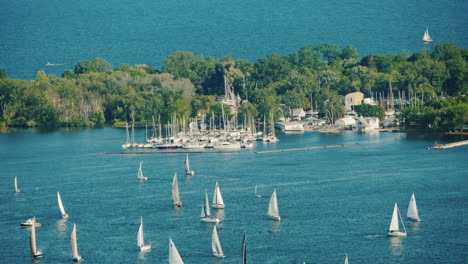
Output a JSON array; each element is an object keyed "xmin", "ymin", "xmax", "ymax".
[
  {"xmin": 186, "ymin": 170, "xmax": 195, "ymax": 176},
  {"xmin": 33, "ymin": 251, "xmax": 43, "ymax": 258},
  {"xmin": 212, "ymin": 204, "xmax": 225, "ymax": 209},
  {"xmin": 201, "ymin": 217, "xmax": 220, "ymax": 223},
  {"xmin": 270, "ymin": 215, "xmax": 281, "ymax": 221},
  {"xmin": 407, "ymin": 217, "xmax": 421, "ymax": 222},
  {"xmin": 213, "ymin": 253, "xmax": 225, "ymax": 258},
  {"xmin": 387, "ymin": 231, "xmax": 407, "ymax": 237},
  {"xmin": 140, "ymin": 244, "xmax": 151, "ymax": 252}
]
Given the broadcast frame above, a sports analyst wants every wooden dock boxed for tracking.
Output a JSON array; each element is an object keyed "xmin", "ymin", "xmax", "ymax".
[
  {"xmin": 255, "ymin": 143, "xmax": 360, "ymax": 154},
  {"xmin": 427, "ymin": 140, "xmax": 468, "ymax": 149}
]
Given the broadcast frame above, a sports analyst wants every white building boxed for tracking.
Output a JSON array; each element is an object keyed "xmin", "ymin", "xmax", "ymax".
[
  {"xmin": 352, "ymin": 117, "xmax": 380, "ymax": 131},
  {"xmin": 275, "ymin": 121, "xmax": 304, "ymax": 132}
]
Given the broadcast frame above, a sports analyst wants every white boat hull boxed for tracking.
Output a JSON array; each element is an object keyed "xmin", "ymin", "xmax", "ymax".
[
  {"xmin": 212, "ymin": 203, "xmax": 225, "ymax": 209},
  {"xmin": 407, "ymin": 216, "xmax": 421, "ymax": 222},
  {"xmin": 213, "ymin": 253, "xmax": 225, "ymax": 258},
  {"xmin": 201, "ymin": 217, "xmax": 220, "ymax": 223},
  {"xmin": 270, "ymin": 215, "xmax": 281, "ymax": 221},
  {"xmin": 186, "ymin": 170, "xmax": 195, "ymax": 176},
  {"xmin": 387, "ymin": 231, "xmax": 407, "ymax": 237},
  {"xmin": 140, "ymin": 244, "xmax": 151, "ymax": 252}
]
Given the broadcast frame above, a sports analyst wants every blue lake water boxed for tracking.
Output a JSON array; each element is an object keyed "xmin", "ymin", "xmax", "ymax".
[
  {"xmin": 0, "ymin": 128, "xmax": 467, "ymax": 263},
  {"xmin": 0, "ymin": 0, "xmax": 467, "ymax": 80}
]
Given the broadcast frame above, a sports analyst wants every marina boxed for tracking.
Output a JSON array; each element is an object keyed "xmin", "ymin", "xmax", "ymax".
[{"xmin": 0, "ymin": 128, "xmax": 466, "ymax": 263}]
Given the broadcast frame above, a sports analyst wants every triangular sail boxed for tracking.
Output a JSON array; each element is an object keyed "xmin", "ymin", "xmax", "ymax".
[
  {"xmin": 268, "ymin": 189, "xmax": 280, "ymax": 218},
  {"xmin": 212, "ymin": 181, "xmax": 224, "ymax": 206},
  {"xmin": 344, "ymin": 254, "xmax": 349, "ymax": 264},
  {"xmin": 30, "ymin": 223, "xmax": 38, "ymax": 255},
  {"xmin": 388, "ymin": 203, "xmax": 400, "ymax": 231},
  {"xmin": 212, "ymin": 225, "xmax": 224, "ymax": 257},
  {"xmin": 14, "ymin": 176, "xmax": 20, "ymax": 193},
  {"xmin": 172, "ymin": 172, "xmax": 181, "ymax": 205},
  {"xmin": 168, "ymin": 238, "xmax": 184, "ymax": 264},
  {"xmin": 204, "ymin": 192, "xmax": 211, "ymax": 216},
  {"xmin": 137, "ymin": 217, "xmax": 145, "ymax": 247},
  {"xmin": 184, "ymin": 154, "xmax": 190, "ymax": 172},
  {"xmin": 138, "ymin": 161, "xmax": 144, "ymax": 179},
  {"xmin": 70, "ymin": 224, "xmax": 80, "ymax": 260},
  {"xmin": 407, "ymin": 192, "xmax": 420, "ymax": 220},
  {"xmin": 423, "ymin": 28, "xmax": 432, "ymax": 42},
  {"xmin": 57, "ymin": 191, "xmax": 67, "ymax": 216},
  {"xmin": 242, "ymin": 232, "xmax": 247, "ymax": 264}
]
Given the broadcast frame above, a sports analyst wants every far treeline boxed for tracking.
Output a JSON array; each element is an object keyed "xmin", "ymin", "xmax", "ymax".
[{"xmin": 0, "ymin": 43, "xmax": 467, "ymax": 132}]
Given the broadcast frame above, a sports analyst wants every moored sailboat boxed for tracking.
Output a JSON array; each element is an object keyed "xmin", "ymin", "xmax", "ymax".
[
  {"xmin": 212, "ymin": 181, "xmax": 225, "ymax": 209},
  {"xmin": 423, "ymin": 27, "xmax": 433, "ymax": 43},
  {"xmin": 29, "ymin": 222, "xmax": 43, "ymax": 258},
  {"xmin": 184, "ymin": 154, "xmax": 195, "ymax": 176},
  {"xmin": 387, "ymin": 203, "xmax": 407, "ymax": 237},
  {"xmin": 137, "ymin": 216, "xmax": 151, "ymax": 251},
  {"xmin": 201, "ymin": 191, "xmax": 220, "ymax": 223},
  {"xmin": 57, "ymin": 191, "xmax": 69, "ymax": 219},
  {"xmin": 268, "ymin": 189, "xmax": 281, "ymax": 221},
  {"xmin": 172, "ymin": 172, "xmax": 183, "ymax": 207},
  {"xmin": 168, "ymin": 238, "xmax": 184, "ymax": 264},
  {"xmin": 407, "ymin": 192, "xmax": 421, "ymax": 222},
  {"xmin": 138, "ymin": 161, "xmax": 148, "ymax": 180},
  {"xmin": 211, "ymin": 225, "xmax": 225, "ymax": 258},
  {"xmin": 70, "ymin": 224, "xmax": 83, "ymax": 262}
]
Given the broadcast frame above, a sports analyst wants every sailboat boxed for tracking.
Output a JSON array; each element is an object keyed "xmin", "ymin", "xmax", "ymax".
[
  {"xmin": 423, "ymin": 27, "xmax": 433, "ymax": 43},
  {"xmin": 254, "ymin": 185, "xmax": 261, "ymax": 197},
  {"xmin": 70, "ymin": 224, "xmax": 83, "ymax": 262},
  {"xmin": 57, "ymin": 191, "xmax": 69, "ymax": 219},
  {"xmin": 21, "ymin": 216, "xmax": 42, "ymax": 227},
  {"xmin": 137, "ymin": 216, "xmax": 151, "ymax": 251},
  {"xmin": 168, "ymin": 238, "xmax": 184, "ymax": 264},
  {"xmin": 137, "ymin": 161, "xmax": 148, "ymax": 180},
  {"xmin": 212, "ymin": 225, "xmax": 225, "ymax": 258},
  {"xmin": 344, "ymin": 254, "xmax": 349, "ymax": 264},
  {"xmin": 407, "ymin": 192, "xmax": 421, "ymax": 222},
  {"xmin": 241, "ymin": 232, "xmax": 247, "ymax": 264},
  {"xmin": 268, "ymin": 189, "xmax": 281, "ymax": 221},
  {"xmin": 29, "ymin": 222, "xmax": 43, "ymax": 258},
  {"xmin": 184, "ymin": 154, "xmax": 195, "ymax": 176},
  {"xmin": 14, "ymin": 176, "xmax": 20, "ymax": 193},
  {"xmin": 387, "ymin": 203, "xmax": 407, "ymax": 237},
  {"xmin": 172, "ymin": 172, "xmax": 183, "ymax": 207},
  {"xmin": 201, "ymin": 191, "xmax": 220, "ymax": 223},
  {"xmin": 212, "ymin": 181, "xmax": 225, "ymax": 209}
]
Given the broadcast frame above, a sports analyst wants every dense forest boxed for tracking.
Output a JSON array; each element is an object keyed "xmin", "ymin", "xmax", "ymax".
[{"xmin": 0, "ymin": 43, "xmax": 467, "ymax": 132}]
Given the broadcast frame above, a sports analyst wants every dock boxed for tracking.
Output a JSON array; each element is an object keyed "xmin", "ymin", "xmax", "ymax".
[
  {"xmin": 255, "ymin": 143, "xmax": 360, "ymax": 154},
  {"xmin": 427, "ymin": 140, "xmax": 468, "ymax": 149},
  {"xmin": 104, "ymin": 150, "xmax": 240, "ymax": 154}
]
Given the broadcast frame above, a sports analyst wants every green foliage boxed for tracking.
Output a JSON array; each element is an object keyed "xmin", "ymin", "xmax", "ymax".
[
  {"xmin": 354, "ymin": 104, "xmax": 386, "ymax": 120},
  {"xmin": 0, "ymin": 69, "xmax": 7, "ymax": 79},
  {"xmin": 74, "ymin": 58, "xmax": 113, "ymax": 74}
]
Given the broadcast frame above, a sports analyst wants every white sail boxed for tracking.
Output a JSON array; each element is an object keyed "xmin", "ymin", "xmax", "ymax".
[
  {"xmin": 254, "ymin": 185, "xmax": 261, "ymax": 197},
  {"xmin": 137, "ymin": 217, "xmax": 145, "ymax": 247},
  {"xmin": 138, "ymin": 161, "xmax": 148, "ymax": 180},
  {"xmin": 57, "ymin": 191, "xmax": 68, "ymax": 218},
  {"xmin": 172, "ymin": 172, "xmax": 182, "ymax": 206},
  {"xmin": 212, "ymin": 225, "xmax": 225, "ymax": 257},
  {"xmin": 387, "ymin": 203, "xmax": 406, "ymax": 236},
  {"xmin": 184, "ymin": 154, "xmax": 190, "ymax": 172},
  {"xmin": 423, "ymin": 28, "xmax": 432, "ymax": 42},
  {"xmin": 168, "ymin": 238, "xmax": 184, "ymax": 264},
  {"xmin": 212, "ymin": 181, "xmax": 225, "ymax": 208},
  {"xmin": 407, "ymin": 192, "xmax": 420, "ymax": 221},
  {"xmin": 14, "ymin": 176, "xmax": 20, "ymax": 193},
  {"xmin": 70, "ymin": 224, "xmax": 82, "ymax": 261},
  {"xmin": 203, "ymin": 191, "xmax": 211, "ymax": 217},
  {"xmin": 30, "ymin": 223, "xmax": 42, "ymax": 257},
  {"xmin": 268, "ymin": 189, "xmax": 281, "ymax": 220},
  {"xmin": 344, "ymin": 254, "xmax": 349, "ymax": 264}
]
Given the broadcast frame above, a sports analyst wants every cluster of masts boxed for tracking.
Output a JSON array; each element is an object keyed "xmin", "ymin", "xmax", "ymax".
[{"xmin": 122, "ymin": 113, "xmax": 278, "ymax": 150}]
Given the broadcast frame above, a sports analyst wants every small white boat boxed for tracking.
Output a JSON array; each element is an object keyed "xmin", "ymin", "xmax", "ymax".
[
  {"xmin": 21, "ymin": 217, "xmax": 42, "ymax": 227},
  {"xmin": 212, "ymin": 141, "xmax": 241, "ymax": 149},
  {"xmin": 254, "ymin": 185, "xmax": 261, "ymax": 197},
  {"xmin": 14, "ymin": 176, "xmax": 20, "ymax": 193},
  {"xmin": 423, "ymin": 27, "xmax": 433, "ymax": 43},
  {"xmin": 138, "ymin": 161, "xmax": 148, "ymax": 180},
  {"xmin": 30, "ymin": 222, "xmax": 43, "ymax": 258},
  {"xmin": 184, "ymin": 154, "xmax": 195, "ymax": 176},
  {"xmin": 387, "ymin": 203, "xmax": 407, "ymax": 237},
  {"xmin": 212, "ymin": 181, "xmax": 225, "ymax": 209},
  {"xmin": 201, "ymin": 192, "xmax": 220, "ymax": 223},
  {"xmin": 268, "ymin": 189, "xmax": 281, "ymax": 221},
  {"xmin": 212, "ymin": 225, "xmax": 225, "ymax": 258},
  {"xmin": 70, "ymin": 224, "xmax": 83, "ymax": 262},
  {"xmin": 344, "ymin": 254, "xmax": 349, "ymax": 264},
  {"xmin": 242, "ymin": 232, "xmax": 247, "ymax": 264},
  {"xmin": 172, "ymin": 172, "xmax": 183, "ymax": 207},
  {"xmin": 168, "ymin": 238, "xmax": 184, "ymax": 264},
  {"xmin": 137, "ymin": 216, "xmax": 151, "ymax": 251},
  {"xmin": 407, "ymin": 192, "xmax": 421, "ymax": 222},
  {"xmin": 57, "ymin": 191, "xmax": 69, "ymax": 219}
]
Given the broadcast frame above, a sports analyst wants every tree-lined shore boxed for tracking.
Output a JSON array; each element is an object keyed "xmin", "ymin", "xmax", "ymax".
[{"xmin": 0, "ymin": 43, "xmax": 467, "ymax": 133}]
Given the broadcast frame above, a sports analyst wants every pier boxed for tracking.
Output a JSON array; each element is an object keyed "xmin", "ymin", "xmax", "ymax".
[
  {"xmin": 427, "ymin": 140, "xmax": 468, "ymax": 149},
  {"xmin": 104, "ymin": 150, "xmax": 241, "ymax": 154},
  {"xmin": 255, "ymin": 143, "xmax": 360, "ymax": 154}
]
